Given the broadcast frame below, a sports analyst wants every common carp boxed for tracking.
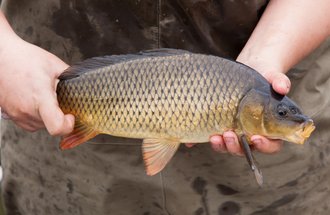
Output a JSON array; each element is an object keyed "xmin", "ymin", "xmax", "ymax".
[{"xmin": 57, "ymin": 49, "xmax": 315, "ymax": 185}]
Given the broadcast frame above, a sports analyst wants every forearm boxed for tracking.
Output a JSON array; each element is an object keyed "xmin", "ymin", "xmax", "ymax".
[{"xmin": 237, "ymin": 0, "xmax": 330, "ymax": 74}]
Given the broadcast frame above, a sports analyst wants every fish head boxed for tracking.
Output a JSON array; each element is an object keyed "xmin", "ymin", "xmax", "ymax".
[{"xmin": 238, "ymin": 88, "xmax": 315, "ymax": 144}]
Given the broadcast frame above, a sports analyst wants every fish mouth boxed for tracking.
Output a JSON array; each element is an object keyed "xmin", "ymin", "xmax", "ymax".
[
  {"xmin": 288, "ymin": 119, "xmax": 315, "ymax": 144},
  {"xmin": 301, "ymin": 119, "xmax": 315, "ymax": 138}
]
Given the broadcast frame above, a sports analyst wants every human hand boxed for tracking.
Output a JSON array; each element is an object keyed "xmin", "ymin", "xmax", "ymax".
[
  {"xmin": 207, "ymin": 0, "xmax": 330, "ymax": 156},
  {"xmin": 207, "ymin": 0, "xmax": 330, "ymax": 157},
  {"xmin": 0, "ymin": 36, "xmax": 74, "ymax": 135}
]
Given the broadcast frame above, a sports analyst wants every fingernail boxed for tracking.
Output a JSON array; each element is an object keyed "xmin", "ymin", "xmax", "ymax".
[
  {"xmin": 224, "ymin": 137, "xmax": 234, "ymax": 145},
  {"xmin": 286, "ymin": 82, "xmax": 290, "ymax": 90},
  {"xmin": 280, "ymin": 81, "xmax": 287, "ymax": 89},
  {"xmin": 282, "ymin": 79, "xmax": 291, "ymax": 94},
  {"xmin": 286, "ymin": 78, "xmax": 291, "ymax": 88},
  {"xmin": 185, "ymin": 143, "xmax": 193, "ymax": 148},
  {"xmin": 276, "ymin": 81, "xmax": 287, "ymax": 94}
]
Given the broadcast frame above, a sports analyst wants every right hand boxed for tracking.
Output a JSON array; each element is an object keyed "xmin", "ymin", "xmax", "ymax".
[{"xmin": 0, "ymin": 36, "xmax": 74, "ymax": 135}]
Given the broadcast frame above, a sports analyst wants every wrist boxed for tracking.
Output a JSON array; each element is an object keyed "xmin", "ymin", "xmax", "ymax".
[
  {"xmin": 237, "ymin": 48, "xmax": 291, "ymax": 95},
  {"xmin": 236, "ymin": 47, "xmax": 287, "ymax": 77},
  {"xmin": 0, "ymin": 11, "xmax": 22, "ymax": 58}
]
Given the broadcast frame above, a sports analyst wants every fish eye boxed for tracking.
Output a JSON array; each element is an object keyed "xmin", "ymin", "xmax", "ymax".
[
  {"xmin": 277, "ymin": 104, "xmax": 288, "ymax": 118},
  {"xmin": 278, "ymin": 109, "xmax": 287, "ymax": 117}
]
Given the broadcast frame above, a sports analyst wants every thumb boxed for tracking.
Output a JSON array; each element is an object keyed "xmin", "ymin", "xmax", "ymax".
[
  {"xmin": 262, "ymin": 72, "xmax": 291, "ymax": 95},
  {"xmin": 39, "ymin": 97, "xmax": 75, "ymax": 136}
]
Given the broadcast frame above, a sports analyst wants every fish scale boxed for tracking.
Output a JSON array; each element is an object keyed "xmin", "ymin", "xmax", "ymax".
[
  {"xmin": 58, "ymin": 52, "xmax": 254, "ymax": 142},
  {"xmin": 56, "ymin": 49, "xmax": 315, "ymax": 184}
]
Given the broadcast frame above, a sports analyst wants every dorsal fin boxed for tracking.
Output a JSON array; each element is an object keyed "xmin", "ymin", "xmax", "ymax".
[{"xmin": 58, "ymin": 48, "xmax": 191, "ymax": 80}]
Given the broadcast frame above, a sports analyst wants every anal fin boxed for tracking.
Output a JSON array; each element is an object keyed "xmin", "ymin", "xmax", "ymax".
[
  {"xmin": 60, "ymin": 119, "xmax": 99, "ymax": 150},
  {"xmin": 142, "ymin": 138, "xmax": 180, "ymax": 176}
]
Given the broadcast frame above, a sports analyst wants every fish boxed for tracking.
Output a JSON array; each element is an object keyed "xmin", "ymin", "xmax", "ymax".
[{"xmin": 56, "ymin": 49, "xmax": 315, "ymax": 186}]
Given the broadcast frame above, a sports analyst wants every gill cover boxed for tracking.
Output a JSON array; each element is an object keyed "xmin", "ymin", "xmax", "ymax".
[
  {"xmin": 237, "ymin": 87, "xmax": 313, "ymax": 143},
  {"xmin": 237, "ymin": 88, "xmax": 269, "ymax": 137}
]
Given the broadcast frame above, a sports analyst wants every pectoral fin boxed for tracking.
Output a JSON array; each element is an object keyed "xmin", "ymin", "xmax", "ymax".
[
  {"xmin": 240, "ymin": 135, "xmax": 263, "ymax": 186},
  {"xmin": 142, "ymin": 138, "xmax": 180, "ymax": 176},
  {"xmin": 60, "ymin": 119, "xmax": 99, "ymax": 150}
]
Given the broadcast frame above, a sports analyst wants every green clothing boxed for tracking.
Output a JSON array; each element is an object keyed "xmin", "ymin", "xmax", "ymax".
[{"xmin": 1, "ymin": 0, "xmax": 330, "ymax": 214}]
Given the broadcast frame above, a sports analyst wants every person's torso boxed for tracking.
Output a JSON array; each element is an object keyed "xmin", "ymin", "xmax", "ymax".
[{"xmin": 1, "ymin": 0, "xmax": 268, "ymax": 62}]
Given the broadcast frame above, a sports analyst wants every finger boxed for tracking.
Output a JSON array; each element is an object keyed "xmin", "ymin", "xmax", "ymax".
[
  {"xmin": 15, "ymin": 121, "xmax": 40, "ymax": 132},
  {"xmin": 210, "ymin": 135, "xmax": 227, "ymax": 153},
  {"xmin": 223, "ymin": 131, "xmax": 244, "ymax": 156},
  {"xmin": 38, "ymin": 50, "xmax": 69, "ymax": 79},
  {"xmin": 16, "ymin": 112, "xmax": 47, "ymax": 127},
  {"xmin": 263, "ymin": 72, "xmax": 291, "ymax": 95},
  {"xmin": 24, "ymin": 116, "xmax": 47, "ymax": 130},
  {"xmin": 185, "ymin": 143, "xmax": 196, "ymax": 148},
  {"xmin": 1, "ymin": 111, "xmax": 10, "ymax": 120},
  {"xmin": 250, "ymin": 135, "xmax": 283, "ymax": 154},
  {"xmin": 39, "ymin": 99, "xmax": 74, "ymax": 136},
  {"xmin": 4, "ymin": 109, "xmax": 45, "ymax": 130}
]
